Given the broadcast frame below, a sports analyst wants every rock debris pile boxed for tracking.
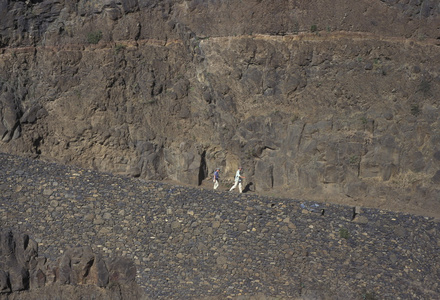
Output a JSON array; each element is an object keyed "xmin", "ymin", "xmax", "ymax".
[{"xmin": 0, "ymin": 153, "xmax": 439, "ymax": 299}]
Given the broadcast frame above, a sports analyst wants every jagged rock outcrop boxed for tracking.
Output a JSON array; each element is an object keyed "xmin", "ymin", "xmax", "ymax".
[
  {"xmin": 0, "ymin": 229, "xmax": 145, "ymax": 300},
  {"xmin": 0, "ymin": 0, "xmax": 439, "ymax": 215},
  {"xmin": 0, "ymin": 230, "xmax": 37, "ymax": 293}
]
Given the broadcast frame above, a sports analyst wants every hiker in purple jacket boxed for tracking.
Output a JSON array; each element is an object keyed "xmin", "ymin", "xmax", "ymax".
[{"xmin": 213, "ymin": 168, "xmax": 220, "ymax": 190}]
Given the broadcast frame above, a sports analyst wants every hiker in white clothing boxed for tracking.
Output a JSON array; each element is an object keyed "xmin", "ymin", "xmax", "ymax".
[
  {"xmin": 213, "ymin": 168, "xmax": 220, "ymax": 190},
  {"xmin": 229, "ymin": 167, "xmax": 245, "ymax": 193}
]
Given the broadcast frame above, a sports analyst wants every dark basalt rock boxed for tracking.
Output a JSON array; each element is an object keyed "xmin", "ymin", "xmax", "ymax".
[{"xmin": 0, "ymin": 229, "xmax": 145, "ymax": 300}]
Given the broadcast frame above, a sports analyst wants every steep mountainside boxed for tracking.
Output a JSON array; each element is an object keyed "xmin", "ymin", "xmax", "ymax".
[{"xmin": 1, "ymin": 0, "xmax": 439, "ymax": 216}]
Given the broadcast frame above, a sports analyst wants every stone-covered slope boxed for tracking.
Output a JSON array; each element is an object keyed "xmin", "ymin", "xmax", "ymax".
[
  {"xmin": 0, "ymin": 0, "xmax": 440, "ymax": 216},
  {"xmin": 1, "ymin": 153, "xmax": 439, "ymax": 299}
]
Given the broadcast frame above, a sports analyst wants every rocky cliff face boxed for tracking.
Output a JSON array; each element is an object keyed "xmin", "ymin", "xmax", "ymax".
[{"xmin": 1, "ymin": 0, "xmax": 439, "ymax": 215}]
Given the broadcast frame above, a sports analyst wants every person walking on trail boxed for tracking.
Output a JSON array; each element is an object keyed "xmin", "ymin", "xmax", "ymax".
[
  {"xmin": 213, "ymin": 168, "xmax": 220, "ymax": 190},
  {"xmin": 229, "ymin": 167, "xmax": 245, "ymax": 193}
]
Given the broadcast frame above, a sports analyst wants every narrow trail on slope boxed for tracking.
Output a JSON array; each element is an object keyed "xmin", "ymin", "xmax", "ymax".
[{"xmin": 1, "ymin": 30, "xmax": 439, "ymax": 55}]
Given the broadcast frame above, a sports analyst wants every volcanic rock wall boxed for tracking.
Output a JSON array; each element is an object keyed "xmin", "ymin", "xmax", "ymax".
[{"xmin": 0, "ymin": 0, "xmax": 440, "ymax": 215}]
